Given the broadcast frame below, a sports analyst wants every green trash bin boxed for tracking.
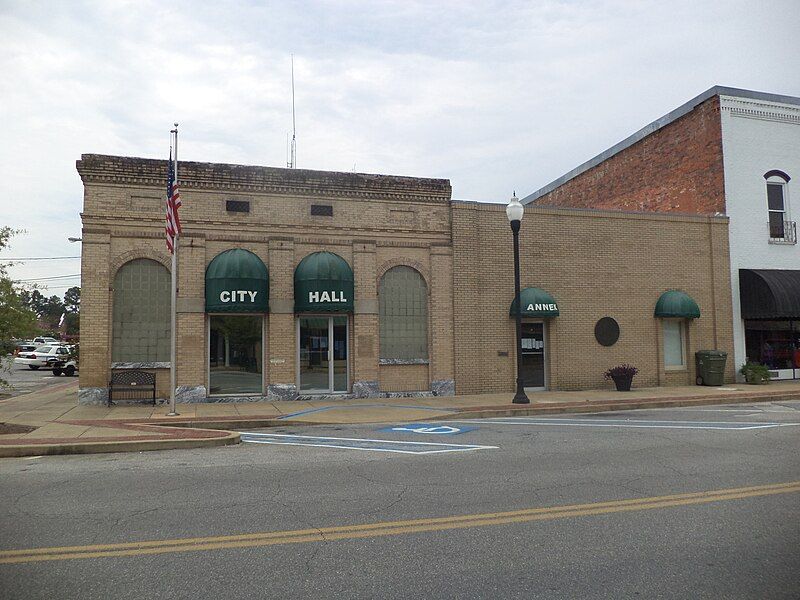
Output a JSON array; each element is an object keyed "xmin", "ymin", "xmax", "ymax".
[{"xmin": 695, "ymin": 350, "xmax": 727, "ymax": 386}]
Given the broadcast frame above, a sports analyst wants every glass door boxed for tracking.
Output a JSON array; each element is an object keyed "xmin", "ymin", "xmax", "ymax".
[
  {"xmin": 520, "ymin": 322, "xmax": 546, "ymax": 390},
  {"xmin": 299, "ymin": 316, "xmax": 348, "ymax": 393}
]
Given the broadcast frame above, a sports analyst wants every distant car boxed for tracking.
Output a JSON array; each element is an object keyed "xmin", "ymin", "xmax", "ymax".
[
  {"xmin": 14, "ymin": 345, "xmax": 73, "ymax": 370},
  {"xmin": 52, "ymin": 357, "xmax": 77, "ymax": 377},
  {"xmin": 32, "ymin": 337, "xmax": 59, "ymax": 345},
  {"xmin": 13, "ymin": 342, "xmax": 37, "ymax": 356}
]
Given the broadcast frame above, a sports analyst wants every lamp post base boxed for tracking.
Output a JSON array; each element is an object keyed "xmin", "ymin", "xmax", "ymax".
[{"xmin": 512, "ymin": 378, "xmax": 530, "ymax": 404}]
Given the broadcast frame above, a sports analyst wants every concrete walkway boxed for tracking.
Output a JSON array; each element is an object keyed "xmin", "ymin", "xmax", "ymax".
[{"xmin": 2, "ymin": 379, "xmax": 800, "ymax": 457}]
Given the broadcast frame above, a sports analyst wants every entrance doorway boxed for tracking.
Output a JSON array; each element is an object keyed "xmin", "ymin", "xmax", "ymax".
[
  {"xmin": 520, "ymin": 321, "xmax": 546, "ymax": 390},
  {"xmin": 298, "ymin": 316, "xmax": 348, "ymax": 393}
]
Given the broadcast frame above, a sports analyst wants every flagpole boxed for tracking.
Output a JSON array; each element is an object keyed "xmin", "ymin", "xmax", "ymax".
[{"xmin": 167, "ymin": 124, "xmax": 180, "ymax": 417}]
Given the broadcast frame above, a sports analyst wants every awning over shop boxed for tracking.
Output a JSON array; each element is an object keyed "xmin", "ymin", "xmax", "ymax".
[
  {"xmin": 294, "ymin": 252, "xmax": 354, "ymax": 313},
  {"xmin": 205, "ymin": 249, "xmax": 269, "ymax": 312},
  {"xmin": 739, "ymin": 269, "xmax": 800, "ymax": 320},
  {"xmin": 510, "ymin": 287, "xmax": 560, "ymax": 317},
  {"xmin": 653, "ymin": 290, "xmax": 700, "ymax": 318}
]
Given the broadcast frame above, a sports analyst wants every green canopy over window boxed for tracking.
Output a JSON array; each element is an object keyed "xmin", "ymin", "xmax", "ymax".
[
  {"xmin": 294, "ymin": 252, "xmax": 354, "ymax": 313},
  {"xmin": 205, "ymin": 249, "xmax": 269, "ymax": 313},
  {"xmin": 654, "ymin": 290, "xmax": 700, "ymax": 318},
  {"xmin": 510, "ymin": 287, "xmax": 560, "ymax": 317}
]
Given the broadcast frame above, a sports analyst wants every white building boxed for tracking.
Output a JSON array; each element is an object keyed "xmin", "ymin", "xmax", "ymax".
[{"xmin": 721, "ymin": 91, "xmax": 800, "ymax": 379}]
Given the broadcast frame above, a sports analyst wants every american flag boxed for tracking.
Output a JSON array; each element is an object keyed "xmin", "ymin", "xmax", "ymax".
[{"xmin": 165, "ymin": 151, "xmax": 182, "ymax": 253}]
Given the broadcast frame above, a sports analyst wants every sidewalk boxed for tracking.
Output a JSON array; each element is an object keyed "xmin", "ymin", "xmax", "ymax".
[{"xmin": 2, "ymin": 379, "xmax": 800, "ymax": 458}]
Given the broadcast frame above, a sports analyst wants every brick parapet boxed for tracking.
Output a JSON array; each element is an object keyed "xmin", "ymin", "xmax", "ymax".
[
  {"xmin": 526, "ymin": 96, "xmax": 725, "ymax": 215},
  {"xmin": 76, "ymin": 154, "xmax": 451, "ymax": 204}
]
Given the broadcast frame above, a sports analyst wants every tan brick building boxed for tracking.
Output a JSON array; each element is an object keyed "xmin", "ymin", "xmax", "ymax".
[{"xmin": 76, "ymin": 154, "xmax": 733, "ymax": 403}]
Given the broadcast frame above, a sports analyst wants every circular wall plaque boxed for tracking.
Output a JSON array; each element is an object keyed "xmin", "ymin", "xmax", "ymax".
[{"xmin": 595, "ymin": 317, "xmax": 620, "ymax": 346}]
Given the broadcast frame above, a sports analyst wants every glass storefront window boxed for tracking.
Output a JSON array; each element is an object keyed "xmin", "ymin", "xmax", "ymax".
[
  {"xmin": 333, "ymin": 316, "xmax": 348, "ymax": 392},
  {"xmin": 744, "ymin": 320, "xmax": 799, "ymax": 373},
  {"xmin": 299, "ymin": 317, "xmax": 330, "ymax": 392},
  {"xmin": 209, "ymin": 315, "xmax": 263, "ymax": 395}
]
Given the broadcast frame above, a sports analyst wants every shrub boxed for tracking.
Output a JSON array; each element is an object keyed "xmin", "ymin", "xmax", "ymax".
[{"xmin": 739, "ymin": 362, "xmax": 771, "ymax": 384}]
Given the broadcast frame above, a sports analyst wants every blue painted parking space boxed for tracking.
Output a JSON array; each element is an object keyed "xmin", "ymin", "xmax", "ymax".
[
  {"xmin": 240, "ymin": 432, "xmax": 497, "ymax": 455},
  {"xmin": 379, "ymin": 423, "xmax": 477, "ymax": 435}
]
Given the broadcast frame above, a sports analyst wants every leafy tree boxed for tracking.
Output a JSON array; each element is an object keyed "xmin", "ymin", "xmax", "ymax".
[
  {"xmin": 19, "ymin": 288, "xmax": 65, "ymax": 330},
  {"xmin": 20, "ymin": 289, "xmax": 46, "ymax": 315},
  {"xmin": 40, "ymin": 295, "xmax": 65, "ymax": 329},
  {"xmin": 64, "ymin": 312, "xmax": 80, "ymax": 336},
  {"xmin": 64, "ymin": 286, "xmax": 80, "ymax": 313},
  {"xmin": 0, "ymin": 228, "xmax": 38, "ymax": 387}
]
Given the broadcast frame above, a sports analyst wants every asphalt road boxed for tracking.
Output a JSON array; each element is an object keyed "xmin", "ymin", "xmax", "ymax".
[
  {"xmin": 1, "ymin": 401, "xmax": 799, "ymax": 599},
  {"xmin": 0, "ymin": 361, "xmax": 70, "ymax": 397}
]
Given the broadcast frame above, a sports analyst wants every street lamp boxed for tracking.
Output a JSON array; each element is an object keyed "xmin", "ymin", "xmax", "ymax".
[{"xmin": 507, "ymin": 193, "xmax": 530, "ymax": 404}]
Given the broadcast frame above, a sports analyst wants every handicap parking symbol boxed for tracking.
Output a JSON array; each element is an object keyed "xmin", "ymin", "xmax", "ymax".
[{"xmin": 380, "ymin": 423, "xmax": 476, "ymax": 435}]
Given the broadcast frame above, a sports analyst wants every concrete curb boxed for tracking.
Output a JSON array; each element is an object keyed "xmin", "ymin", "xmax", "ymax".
[
  {"xmin": 0, "ymin": 430, "xmax": 240, "ymax": 458},
  {"xmin": 429, "ymin": 390, "xmax": 800, "ymax": 421}
]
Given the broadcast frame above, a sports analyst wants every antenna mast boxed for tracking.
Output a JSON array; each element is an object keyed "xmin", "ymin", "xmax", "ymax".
[{"xmin": 288, "ymin": 54, "xmax": 297, "ymax": 168}]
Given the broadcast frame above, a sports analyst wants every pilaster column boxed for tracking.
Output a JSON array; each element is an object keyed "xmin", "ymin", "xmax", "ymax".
[
  {"xmin": 78, "ymin": 230, "xmax": 111, "ymax": 403},
  {"xmin": 352, "ymin": 241, "xmax": 379, "ymax": 397},
  {"xmin": 174, "ymin": 234, "xmax": 207, "ymax": 401},
  {"xmin": 267, "ymin": 237, "xmax": 297, "ymax": 400},
  {"xmin": 429, "ymin": 244, "xmax": 455, "ymax": 396}
]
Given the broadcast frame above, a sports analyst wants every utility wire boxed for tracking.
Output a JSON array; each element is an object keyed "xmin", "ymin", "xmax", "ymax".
[
  {"xmin": 1, "ymin": 256, "xmax": 80, "ymax": 261},
  {"xmin": 14, "ymin": 274, "xmax": 81, "ymax": 283}
]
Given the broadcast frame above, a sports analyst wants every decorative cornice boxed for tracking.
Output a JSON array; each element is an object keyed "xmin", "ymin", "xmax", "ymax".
[
  {"xmin": 721, "ymin": 96, "xmax": 800, "ymax": 125},
  {"xmin": 81, "ymin": 214, "xmax": 450, "ymax": 237},
  {"xmin": 76, "ymin": 154, "xmax": 452, "ymax": 204}
]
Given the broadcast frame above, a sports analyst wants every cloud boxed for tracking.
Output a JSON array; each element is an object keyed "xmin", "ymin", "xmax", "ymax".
[{"xmin": 0, "ymin": 0, "xmax": 798, "ymax": 284}]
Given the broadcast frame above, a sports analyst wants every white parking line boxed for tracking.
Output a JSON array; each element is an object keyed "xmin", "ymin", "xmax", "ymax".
[
  {"xmin": 446, "ymin": 417, "xmax": 799, "ymax": 431},
  {"xmin": 240, "ymin": 432, "xmax": 498, "ymax": 455}
]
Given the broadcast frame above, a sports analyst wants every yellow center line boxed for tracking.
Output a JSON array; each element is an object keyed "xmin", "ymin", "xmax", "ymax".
[{"xmin": 1, "ymin": 480, "xmax": 798, "ymax": 565}]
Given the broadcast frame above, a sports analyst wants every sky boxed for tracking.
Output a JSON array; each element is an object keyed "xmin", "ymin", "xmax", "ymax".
[{"xmin": 1, "ymin": 0, "xmax": 799, "ymax": 292}]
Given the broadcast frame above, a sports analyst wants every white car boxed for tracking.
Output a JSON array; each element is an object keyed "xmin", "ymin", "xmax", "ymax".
[
  {"xmin": 14, "ymin": 345, "xmax": 73, "ymax": 370},
  {"xmin": 32, "ymin": 337, "xmax": 59, "ymax": 345},
  {"xmin": 52, "ymin": 357, "xmax": 78, "ymax": 377}
]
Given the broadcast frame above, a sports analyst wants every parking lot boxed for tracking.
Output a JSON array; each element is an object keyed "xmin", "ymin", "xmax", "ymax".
[
  {"xmin": 0, "ymin": 363, "xmax": 70, "ymax": 398},
  {"xmin": 238, "ymin": 401, "xmax": 800, "ymax": 458}
]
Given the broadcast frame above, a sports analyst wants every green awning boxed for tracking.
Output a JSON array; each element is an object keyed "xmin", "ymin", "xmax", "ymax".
[
  {"xmin": 654, "ymin": 290, "xmax": 700, "ymax": 318},
  {"xmin": 205, "ymin": 249, "xmax": 269, "ymax": 312},
  {"xmin": 294, "ymin": 252, "xmax": 354, "ymax": 313},
  {"xmin": 510, "ymin": 287, "xmax": 560, "ymax": 317}
]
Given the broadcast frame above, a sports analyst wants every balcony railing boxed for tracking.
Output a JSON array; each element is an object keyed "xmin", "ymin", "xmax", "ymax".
[{"xmin": 768, "ymin": 220, "xmax": 797, "ymax": 245}]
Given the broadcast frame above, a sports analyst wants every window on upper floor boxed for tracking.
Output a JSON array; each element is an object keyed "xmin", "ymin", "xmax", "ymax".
[{"xmin": 765, "ymin": 171, "xmax": 794, "ymax": 244}]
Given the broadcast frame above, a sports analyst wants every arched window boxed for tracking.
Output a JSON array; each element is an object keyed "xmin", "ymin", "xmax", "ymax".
[
  {"xmin": 379, "ymin": 266, "xmax": 428, "ymax": 360},
  {"xmin": 112, "ymin": 259, "xmax": 170, "ymax": 362},
  {"xmin": 764, "ymin": 171, "xmax": 792, "ymax": 242}
]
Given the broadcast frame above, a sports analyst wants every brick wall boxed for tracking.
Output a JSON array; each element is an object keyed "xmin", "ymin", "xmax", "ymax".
[
  {"xmin": 532, "ymin": 96, "xmax": 726, "ymax": 215},
  {"xmin": 451, "ymin": 202, "xmax": 734, "ymax": 393},
  {"xmin": 77, "ymin": 155, "xmax": 454, "ymax": 398},
  {"xmin": 78, "ymin": 154, "xmax": 734, "ymax": 399}
]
